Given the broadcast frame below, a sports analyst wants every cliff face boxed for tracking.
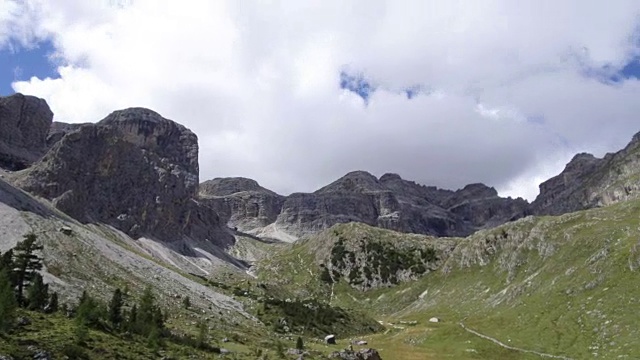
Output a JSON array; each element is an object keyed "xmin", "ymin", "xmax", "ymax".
[
  {"xmin": 0, "ymin": 94, "xmax": 54, "ymax": 170},
  {"xmin": 532, "ymin": 132, "xmax": 640, "ymax": 215},
  {"xmin": 204, "ymin": 171, "xmax": 530, "ymax": 240},
  {"xmin": 199, "ymin": 177, "xmax": 285, "ymax": 230},
  {"xmin": 14, "ymin": 108, "xmax": 233, "ymax": 247}
]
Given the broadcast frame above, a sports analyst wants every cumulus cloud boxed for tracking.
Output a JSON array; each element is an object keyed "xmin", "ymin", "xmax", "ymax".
[{"xmin": 2, "ymin": 0, "xmax": 640, "ymax": 200}]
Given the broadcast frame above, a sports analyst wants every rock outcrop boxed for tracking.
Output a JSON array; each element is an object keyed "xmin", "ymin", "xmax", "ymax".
[
  {"xmin": 199, "ymin": 177, "xmax": 285, "ymax": 230},
  {"xmin": 46, "ymin": 121, "xmax": 87, "ymax": 149},
  {"xmin": 204, "ymin": 171, "xmax": 529, "ymax": 240},
  {"xmin": 0, "ymin": 93, "xmax": 53, "ymax": 170},
  {"xmin": 330, "ymin": 348, "xmax": 382, "ymax": 360},
  {"xmin": 14, "ymin": 108, "xmax": 233, "ymax": 247},
  {"xmin": 532, "ymin": 132, "xmax": 640, "ymax": 215}
]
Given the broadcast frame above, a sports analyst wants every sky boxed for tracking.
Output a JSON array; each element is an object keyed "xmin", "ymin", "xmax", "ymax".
[{"xmin": 1, "ymin": 0, "xmax": 640, "ymax": 201}]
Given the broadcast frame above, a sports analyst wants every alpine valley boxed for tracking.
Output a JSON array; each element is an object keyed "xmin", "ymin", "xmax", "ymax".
[{"xmin": 1, "ymin": 93, "xmax": 640, "ymax": 359}]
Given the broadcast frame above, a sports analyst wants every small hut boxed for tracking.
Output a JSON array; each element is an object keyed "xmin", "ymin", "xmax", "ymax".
[{"xmin": 324, "ymin": 334, "xmax": 336, "ymax": 344}]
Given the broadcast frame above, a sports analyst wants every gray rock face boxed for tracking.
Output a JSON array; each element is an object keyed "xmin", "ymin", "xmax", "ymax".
[
  {"xmin": 46, "ymin": 121, "xmax": 88, "ymax": 149},
  {"xmin": 206, "ymin": 171, "xmax": 529, "ymax": 239},
  {"xmin": 14, "ymin": 108, "xmax": 233, "ymax": 247},
  {"xmin": 532, "ymin": 132, "xmax": 640, "ymax": 215},
  {"xmin": 199, "ymin": 177, "xmax": 285, "ymax": 229},
  {"xmin": 0, "ymin": 93, "xmax": 53, "ymax": 170}
]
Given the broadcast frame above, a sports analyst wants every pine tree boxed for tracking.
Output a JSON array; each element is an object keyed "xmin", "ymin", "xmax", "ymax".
[
  {"xmin": 0, "ymin": 249, "xmax": 13, "ymax": 272},
  {"xmin": 108, "ymin": 288, "xmax": 124, "ymax": 330},
  {"xmin": 75, "ymin": 291, "xmax": 103, "ymax": 327},
  {"xmin": 196, "ymin": 320, "xmax": 208, "ymax": 349},
  {"xmin": 47, "ymin": 292, "xmax": 59, "ymax": 313},
  {"xmin": 0, "ymin": 268, "xmax": 17, "ymax": 333},
  {"xmin": 182, "ymin": 296, "xmax": 190, "ymax": 309},
  {"xmin": 13, "ymin": 233, "xmax": 44, "ymax": 305},
  {"xmin": 296, "ymin": 336, "xmax": 304, "ymax": 350},
  {"xmin": 26, "ymin": 273, "xmax": 49, "ymax": 311},
  {"xmin": 137, "ymin": 286, "xmax": 159, "ymax": 336},
  {"xmin": 127, "ymin": 304, "xmax": 138, "ymax": 333}
]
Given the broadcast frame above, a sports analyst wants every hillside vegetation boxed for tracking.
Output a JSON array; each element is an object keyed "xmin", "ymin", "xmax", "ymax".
[{"xmin": 257, "ymin": 199, "xmax": 640, "ymax": 359}]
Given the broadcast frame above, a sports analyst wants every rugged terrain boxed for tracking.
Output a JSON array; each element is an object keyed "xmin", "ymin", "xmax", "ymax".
[
  {"xmin": 532, "ymin": 132, "xmax": 640, "ymax": 215},
  {"xmin": 1, "ymin": 92, "xmax": 640, "ymax": 359},
  {"xmin": 11, "ymin": 108, "xmax": 237, "ymax": 263},
  {"xmin": 201, "ymin": 171, "xmax": 530, "ymax": 242},
  {"xmin": 257, "ymin": 199, "xmax": 640, "ymax": 359}
]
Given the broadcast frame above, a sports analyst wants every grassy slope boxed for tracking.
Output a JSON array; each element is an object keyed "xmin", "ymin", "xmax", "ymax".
[{"xmin": 257, "ymin": 199, "xmax": 640, "ymax": 359}]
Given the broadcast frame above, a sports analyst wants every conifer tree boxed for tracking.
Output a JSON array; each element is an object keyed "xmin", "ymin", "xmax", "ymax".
[
  {"xmin": 13, "ymin": 233, "xmax": 44, "ymax": 305},
  {"xmin": 137, "ymin": 286, "xmax": 163, "ymax": 336},
  {"xmin": 26, "ymin": 273, "xmax": 49, "ymax": 311},
  {"xmin": 0, "ymin": 268, "xmax": 17, "ymax": 333},
  {"xmin": 108, "ymin": 288, "xmax": 124, "ymax": 330},
  {"xmin": 47, "ymin": 292, "xmax": 59, "ymax": 313},
  {"xmin": 127, "ymin": 304, "xmax": 138, "ymax": 333},
  {"xmin": 75, "ymin": 291, "xmax": 103, "ymax": 327},
  {"xmin": 0, "ymin": 249, "xmax": 13, "ymax": 272},
  {"xmin": 296, "ymin": 336, "xmax": 304, "ymax": 350}
]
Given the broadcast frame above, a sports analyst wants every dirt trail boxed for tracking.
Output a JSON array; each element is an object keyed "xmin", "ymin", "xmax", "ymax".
[{"xmin": 459, "ymin": 322, "xmax": 574, "ymax": 360}]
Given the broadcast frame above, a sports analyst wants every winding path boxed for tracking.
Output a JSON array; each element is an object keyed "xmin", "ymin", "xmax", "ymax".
[{"xmin": 459, "ymin": 322, "xmax": 574, "ymax": 360}]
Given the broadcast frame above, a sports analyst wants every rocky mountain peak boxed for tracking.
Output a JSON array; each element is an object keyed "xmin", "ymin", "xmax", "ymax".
[
  {"xmin": 315, "ymin": 170, "xmax": 383, "ymax": 193},
  {"xmin": 98, "ymin": 108, "xmax": 199, "ymax": 184},
  {"xmin": 378, "ymin": 173, "xmax": 403, "ymax": 182},
  {"xmin": 532, "ymin": 131, "xmax": 640, "ymax": 215},
  {"xmin": 457, "ymin": 183, "xmax": 498, "ymax": 199},
  {"xmin": 14, "ymin": 108, "xmax": 232, "ymax": 247},
  {"xmin": 199, "ymin": 177, "xmax": 275, "ymax": 197},
  {"xmin": 0, "ymin": 93, "xmax": 53, "ymax": 170},
  {"xmin": 564, "ymin": 152, "xmax": 599, "ymax": 171}
]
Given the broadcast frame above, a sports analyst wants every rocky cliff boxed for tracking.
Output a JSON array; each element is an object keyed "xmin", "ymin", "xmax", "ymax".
[
  {"xmin": 13, "ymin": 107, "xmax": 233, "ymax": 247},
  {"xmin": 532, "ymin": 132, "xmax": 640, "ymax": 215},
  {"xmin": 199, "ymin": 177, "xmax": 285, "ymax": 230},
  {"xmin": 203, "ymin": 171, "xmax": 530, "ymax": 240},
  {"xmin": 0, "ymin": 93, "xmax": 53, "ymax": 170}
]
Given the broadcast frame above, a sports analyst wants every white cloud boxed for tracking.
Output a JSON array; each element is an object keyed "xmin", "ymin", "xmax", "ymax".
[{"xmin": 3, "ymin": 0, "xmax": 640, "ymax": 200}]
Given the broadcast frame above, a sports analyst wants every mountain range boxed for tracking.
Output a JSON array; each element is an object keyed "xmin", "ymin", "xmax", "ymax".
[{"xmin": 1, "ymin": 92, "xmax": 640, "ymax": 359}]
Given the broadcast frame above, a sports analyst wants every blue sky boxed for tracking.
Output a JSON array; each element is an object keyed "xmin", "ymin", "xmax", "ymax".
[{"xmin": 0, "ymin": 39, "xmax": 58, "ymax": 96}]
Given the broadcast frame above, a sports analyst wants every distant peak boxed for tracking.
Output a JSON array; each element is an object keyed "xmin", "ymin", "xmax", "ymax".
[
  {"xmin": 199, "ymin": 177, "xmax": 275, "ymax": 196},
  {"xmin": 316, "ymin": 170, "xmax": 382, "ymax": 193},
  {"xmin": 99, "ymin": 107, "xmax": 165, "ymax": 124},
  {"xmin": 342, "ymin": 170, "xmax": 377, "ymax": 180},
  {"xmin": 570, "ymin": 152, "xmax": 597, "ymax": 162},
  {"xmin": 457, "ymin": 183, "xmax": 498, "ymax": 197},
  {"xmin": 97, "ymin": 108, "xmax": 192, "ymax": 136},
  {"xmin": 379, "ymin": 173, "xmax": 403, "ymax": 182}
]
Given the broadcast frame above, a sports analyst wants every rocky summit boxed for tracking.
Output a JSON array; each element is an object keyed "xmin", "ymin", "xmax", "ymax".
[
  {"xmin": 199, "ymin": 177, "xmax": 286, "ymax": 231},
  {"xmin": 0, "ymin": 93, "xmax": 54, "ymax": 170},
  {"xmin": 203, "ymin": 170, "xmax": 530, "ymax": 240},
  {"xmin": 12, "ymin": 107, "xmax": 233, "ymax": 247},
  {"xmin": 532, "ymin": 131, "xmax": 640, "ymax": 215}
]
